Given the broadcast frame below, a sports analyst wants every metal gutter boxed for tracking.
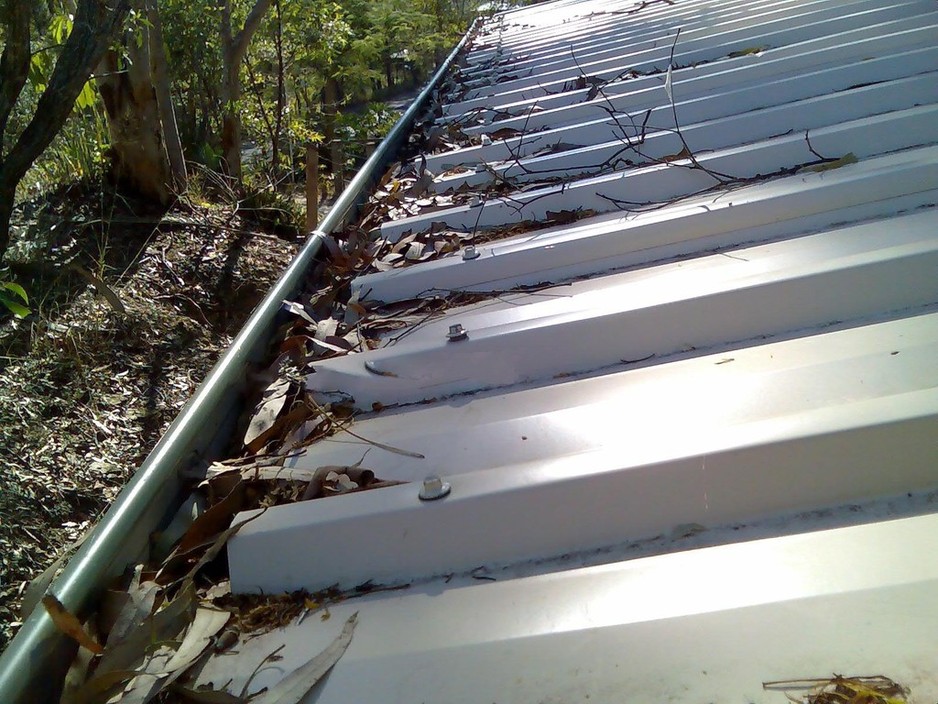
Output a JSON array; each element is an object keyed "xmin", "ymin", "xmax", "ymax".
[{"xmin": 0, "ymin": 19, "xmax": 478, "ymax": 704}]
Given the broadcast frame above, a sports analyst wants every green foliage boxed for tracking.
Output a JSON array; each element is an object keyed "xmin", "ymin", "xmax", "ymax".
[
  {"xmin": 0, "ymin": 281, "xmax": 29, "ymax": 318},
  {"xmin": 157, "ymin": 0, "xmax": 474, "ymax": 180},
  {"xmin": 15, "ymin": 0, "xmax": 478, "ymax": 205},
  {"xmin": 10, "ymin": 2, "xmax": 113, "ymax": 200},
  {"xmin": 27, "ymin": 12, "xmax": 98, "ymax": 111},
  {"xmin": 25, "ymin": 105, "xmax": 109, "ymax": 192}
]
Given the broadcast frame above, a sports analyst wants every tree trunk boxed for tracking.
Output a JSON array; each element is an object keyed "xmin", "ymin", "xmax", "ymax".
[
  {"xmin": 0, "ymin": 0, "xmax": 131, "ymax": 259},
  {"xmin": 147, "ymin": 0, "xmax": 186, "ymax": 190},
  {"xmin": 321, "ymin": 76, "xmax": 339, "ymax": 173},
  {"xmin": 0, "ymin": 175, "xmax": 16, "ymax": 257},
  {"xmin": 97, "ymin": 10, "xmax": 171, "ymax": 204},
  {"xmin": 0, "ymin": 0, "xmax": 32, "ymax": 155},
  {"xmin": 98, "ymin": 0, "xmax": 187, "ymax": 203},
  {"xmin": 271, "ymin": 0, "xmax": 285, "ymax": 179},
  {"xmin": 219, "ymin": 0, "xmax": 274, "ymax": 183}
]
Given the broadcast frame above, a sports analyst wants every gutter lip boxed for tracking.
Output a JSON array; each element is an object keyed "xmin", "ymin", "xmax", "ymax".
[{"xmin": 0, "ymin": 16, "xmax": 479, "ymax": 704}]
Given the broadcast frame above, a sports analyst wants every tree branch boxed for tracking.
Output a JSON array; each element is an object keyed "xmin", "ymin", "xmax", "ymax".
[
  {"xmin": 230, "ymin": 0, "xmax": 274, "ymax": 66},
  {"xmin": 3, "ymin": 0, "xmax": 131, "ymax": 184}
]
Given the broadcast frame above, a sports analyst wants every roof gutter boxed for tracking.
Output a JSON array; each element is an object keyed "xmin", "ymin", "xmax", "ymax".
[{"xmin": 0, "ymin": 18, "xmax": 477, "ymax": 703}]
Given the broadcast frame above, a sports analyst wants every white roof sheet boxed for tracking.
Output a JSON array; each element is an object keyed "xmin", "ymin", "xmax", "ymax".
[{"xmin": 220, "ymin": 0, "xmax": 938, "ymax": 700}]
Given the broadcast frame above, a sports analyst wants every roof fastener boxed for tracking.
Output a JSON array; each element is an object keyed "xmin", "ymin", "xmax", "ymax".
[
  {"xmin": 446, "ymin": 323, "xmax": 468, "ymax": 341},
  {"xmin": 419, "ymin": 475, "xmax": 451, "ymax": 501},
  {"xmin": 462, "ymin": 245, "xmax": 480, "ymax": 260}
]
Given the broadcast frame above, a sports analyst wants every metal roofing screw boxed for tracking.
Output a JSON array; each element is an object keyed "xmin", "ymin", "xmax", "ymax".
[
  {"xmin": 446, "ymin": 323, "xmax": 468, "ymax": 341},
  {"xmin": 462, "ymin": 245, "xmax": 480, "ymax": 260},
  {"xmin": 419, "ymin": 475, "xmax": 451, "ymax": 501}
]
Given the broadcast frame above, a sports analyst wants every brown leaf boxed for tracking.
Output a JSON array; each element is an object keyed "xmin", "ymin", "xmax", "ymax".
[
  {"xmin": 278, "ymin": 335, "xmax": 312, "ymax": 358},
  {"xmin": 42, "ymin": 595, "xmax": 103, "ymax": 654},
  {"xmin": 660, "ymin": 145, "xmax": 693, "ymax": 162},
  {"xmin": 174, "ymin": 483, "xmax": 248, "ymax": 557},
  {"xmin": 545, "ymin": 209, "xmax": 581, "ymax": 225},
  {"xmin": 246, "ymin": 402, "xmax": 315, "ymax": 455},
  {"xmin": 489, "ymin": 127, "xmax": 523, "ymax": 140}
]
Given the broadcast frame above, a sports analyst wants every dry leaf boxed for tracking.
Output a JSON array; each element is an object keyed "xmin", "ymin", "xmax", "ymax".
[
  {"xmin": 728, "ymin": 45, "xmax": 766, "ymax": 57},
  {"xmin": 801, "ymin": 152, "xmax": 858, "ymax": 173},
  {"xmin": 42, "ymin": 595, "xmax": 103, "ymax": 655},
  {"xmin": 162, "ymin": 607, "xmax": 231, "ymax": 674},
  {"xmin": 661, "ymin": 145, "xmax": 692, "ymax": 162},
  {"xmin": 249, "ymin": 612, "xmax": 358, "ymax": 704},
  {"xmin": 244, "ymin": 379, "xmax": 290, "ymax": 447}
]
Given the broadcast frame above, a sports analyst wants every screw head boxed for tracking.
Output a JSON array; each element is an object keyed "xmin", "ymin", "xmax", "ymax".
[
  {"xmin": 419, "ymin": 475, "xmax": 451, "ymax": 501},
  {"xmin": 462, "ymin": 245, "xmax": 480, "ymax": 260},
  {"xmin": 446, "ymin": 323, "xmax": 468, "ymax": 341}
]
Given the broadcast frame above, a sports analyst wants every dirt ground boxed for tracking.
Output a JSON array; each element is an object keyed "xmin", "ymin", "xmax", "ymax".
[{"xmin": 0, "ymin": 183, "xmax": 300, "ymax": 650}]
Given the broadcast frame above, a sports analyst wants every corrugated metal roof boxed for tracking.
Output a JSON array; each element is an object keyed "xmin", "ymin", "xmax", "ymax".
[{"xmin": 211, "ymin": 0, "xmax": 937, "ymax": 700}]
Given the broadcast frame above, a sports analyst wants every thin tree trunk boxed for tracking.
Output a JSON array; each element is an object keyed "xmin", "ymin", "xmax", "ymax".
[
  {"xmin": 305, "ymin": 143, "xmax": 318, "ymax": 232},
  {"xmin": 321, "ymin": 76, "xmax": 339, "ymax": 173},
  {"xmin": 243, "ymin": 54, "xmax": 277, "ymax": 168},
  {"xmin": 0, "ymin": 0, "xmax": 32, "ymax": 156},
  {"xmin": 219, "ymin": 0, "xmax": 274, "ymax": 183},
  {"xmin": 147, "ymin": 0, "xmax": 186, "ymax": 190},
  {"xmin": 271, "ymin": 0, "xmax": 285, "ymax": 179}
]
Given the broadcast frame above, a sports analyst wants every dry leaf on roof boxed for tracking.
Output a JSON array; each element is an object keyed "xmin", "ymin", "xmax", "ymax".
[
  {"xmin": 105, "ymin": 575, "xmax": 160, "ymax": 647},
  {"xmin": 161, "ymin": 607, "xmax": 230, "ymax": 675},
  {"xmin": 66, "ymin": 586, "xmax": 197, "ymax": 704},
  {"xmin": 531, "ymin": 142, "xmax": 584, "ymax": 157},
  {"xmin": 728, "ymin": 45, "xmax": 766, "ymax": 58},
  {"xmin": 660, "ymin": 145, "xmax": 693, "ymax": 163},
  {"xmin": 545, "ymin": 209, "xmax": 592, "ymax": 226},
  {"xmin": 763, "ymin": 675, "xmax": 908, "ymax": 704},
  {"xmin": 243, "ymin": 378, "xmax": 290, "ymax": 448},
  {"xmin": 800, "ymin": 152, "xmax": 858, "ymax": 173},
  {"xmin": 249, "ymin": 612, "xmax": 358, "ymax": 704},
  {"xmin": 488, "ymin": 127, "xmax": 523, "ymax": 140}
]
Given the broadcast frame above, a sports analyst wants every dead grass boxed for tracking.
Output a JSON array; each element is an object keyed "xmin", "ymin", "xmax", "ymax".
[{"xmin": 0, "ymin": 184, "xmax": 299, "ymax": 650}]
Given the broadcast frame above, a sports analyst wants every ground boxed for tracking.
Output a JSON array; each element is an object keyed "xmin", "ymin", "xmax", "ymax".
[{"xmin": 0, "ymin": 181, "xmax": 300, "ymax": 649}]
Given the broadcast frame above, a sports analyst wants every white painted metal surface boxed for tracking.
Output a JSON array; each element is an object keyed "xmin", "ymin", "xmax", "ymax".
[
  {"xmin": 233, "ymin": 312, "xmax": 938, "ymax": 592},
  {"xmin": 224, "ymin": 0, "xmax": 938, "ymax": 700},
  {"xmin": 215, "ymin": 513, "xmax": 938, "ymax": 703}
]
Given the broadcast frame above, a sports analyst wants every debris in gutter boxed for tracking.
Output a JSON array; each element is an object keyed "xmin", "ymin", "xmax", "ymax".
[{"xmin": 763, "ymin": 675, "xmax": 909, "ymax": 704}]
